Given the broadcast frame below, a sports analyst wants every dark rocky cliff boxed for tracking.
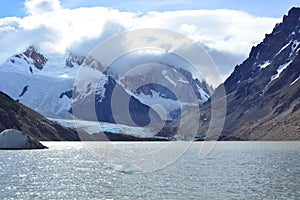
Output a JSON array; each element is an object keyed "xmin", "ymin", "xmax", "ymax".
[
  {"xmin": 0, "ymin": 92, "xmax": 81, "ymax": 141},
  {"xmin": 196, "ymin": 7, "xmax": 300, "ymax": 140}
]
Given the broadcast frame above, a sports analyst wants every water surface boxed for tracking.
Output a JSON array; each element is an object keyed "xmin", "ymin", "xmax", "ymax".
[{"xmin": 0, "ymin": 142, "xmax": 299, "ymax": 199}]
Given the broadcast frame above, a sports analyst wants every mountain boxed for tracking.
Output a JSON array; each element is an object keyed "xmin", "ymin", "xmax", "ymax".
[
  {"xmin": 71, "ymin": 54, "xmax": 212, "ymax": 127},
  {"xmin": 197, "ymin": 7, "xmax": 300, "ymax": 140},
  {"xmin": 0, "ymin": 91, "xmax": 80, "ymax": 141},
  {"xmin": 0, "ymin": 45, "xmax": 212, "ymax": 128},
  {"xmin": 113, "ymin": 64, "xmax": 211, "ymax": 121},
  {"xmin": 0, "ymin": 46, "xmax": 77, "ymax": 119},
  {"xmin": 71, "ymin": 66, "xmax": 163, "ymax": 126},
  {"xmin": 0, "ymin": 91, "xmax": 166, "ymax": 141}
]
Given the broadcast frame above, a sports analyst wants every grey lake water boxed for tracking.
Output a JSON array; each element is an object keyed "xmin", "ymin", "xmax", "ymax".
[{"xmin": 0, "ymin": 142, "xmax": 299, "ymax": 199}]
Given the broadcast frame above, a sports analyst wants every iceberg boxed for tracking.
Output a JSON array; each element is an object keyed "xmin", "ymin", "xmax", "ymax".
[
  {"xmin": 110, "ymin": 161, "xmax": 142, "ymax": 173},
  {"xmin": 0, "ymin": 129, "xmax": 47, "ymax": 149}
]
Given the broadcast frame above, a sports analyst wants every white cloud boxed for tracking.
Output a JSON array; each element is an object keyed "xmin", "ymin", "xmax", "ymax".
[
  {"xmin": 25, "ymin": 0, "xmax": 61, "ymax": 15},
  {"xmin": 0, "ymin": 0, "xmax": 280, "ymax": 82}
]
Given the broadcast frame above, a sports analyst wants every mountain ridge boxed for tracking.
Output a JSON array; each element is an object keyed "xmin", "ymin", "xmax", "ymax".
[
  {"xmin": 195, "ymin": 7, "xmax": 300, "ymax": 140},
  {"xmin": 0, "ymin": 45, "xmax": 212, "ymax": 127}
]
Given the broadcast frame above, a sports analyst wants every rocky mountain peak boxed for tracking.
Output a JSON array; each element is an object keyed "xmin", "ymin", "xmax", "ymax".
[
  {"xmin": 65, "ymin": 51, "xmax": 85, "ymax": 68},
  {"xmin": 284, "ymin": 7, "xmax": 300, "ymax": 25},
  {"xmin": 195, "ymin": 7, "xmax": 300, "ymax": 141},
  {"xmin": 21, "ymin": 46, "xmax": 48, "ymax": 70},
  {"xmin": 223, "ymin": 7, "xmax": 300, "ymax": 140},
  {"xmin": 225, "ymin": 7, "xmax": 300, "ymax": 94}
]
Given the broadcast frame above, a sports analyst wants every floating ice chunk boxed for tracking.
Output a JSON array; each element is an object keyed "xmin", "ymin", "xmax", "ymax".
[
  {"xmin": 0, "ymin": 129, "xmax": 47, "ymax": 149},
  {"xmin": 110, "ymin": 161, "xmax": 142, "ymax": 173}
]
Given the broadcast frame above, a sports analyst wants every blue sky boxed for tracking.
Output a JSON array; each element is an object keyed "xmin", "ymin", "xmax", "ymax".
[{"xmin": 1, "ymin": 0, "xmax": 299, "ymax": 18}]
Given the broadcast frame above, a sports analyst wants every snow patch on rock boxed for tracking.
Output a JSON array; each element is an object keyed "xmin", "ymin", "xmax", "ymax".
[
  {"xmin": 271, "ymin": 60, "xmax": 293, "ymax": 81},
  {"xmin": 290, "ymin": 75, "xmax": 300, "ymax": 85},
  {"xmin": 290, "ymin": 40, "xmax": 300, "ymax": 57},
  {"xmin": 275, "ymin": 40, "xmax": 292, "ymax": 57},
  {"xmin": 164, "ymin": 75, "xmax": 177, "ymax": 87},
  {"xmin": 258, "ymin": 61, "xmax": 270, "ymax": 69}
]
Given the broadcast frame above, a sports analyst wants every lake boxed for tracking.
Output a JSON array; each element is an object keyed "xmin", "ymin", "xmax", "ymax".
[{"xmin": 0, "ymin": 142, "xmax": 299, "ymax": 199}]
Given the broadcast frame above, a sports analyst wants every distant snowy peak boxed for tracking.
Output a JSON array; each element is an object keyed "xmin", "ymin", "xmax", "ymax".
[
  {"xmin": 0, "ymin": 46, "xmax": 84, "ymax": 119},
  {"xmin": 65, "ymin": 51, "xmax": 85, "ymax": 68},
  {"xmin": 113, "ymin": 65, "xmax": 211, "ymax": 104},
  {"xmin": 23, "ymin": 46, "xmax": 48, "ymax": 69},
  {"xmin": 107, "ymin": 65, "xmax": 210, "ymax": 120},
  {"xmin": 9, "ymin": 46, "xmax": 48, "ymax": 71},
  {"xmin": 6, "ymin": 46, "xmax": 86, "ymax": 72},
  {"xmin": 1, "ymin": 46, "xmax": 89, "ymax": 79},
  {"xmin": 0, "ymin": 43, "xmax": 212, "ymax": 124}
]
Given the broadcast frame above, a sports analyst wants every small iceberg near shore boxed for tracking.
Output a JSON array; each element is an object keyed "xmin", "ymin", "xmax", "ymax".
[{"xmin": 0, "ymin": 129, "xmax": 47, "ymax": 149}]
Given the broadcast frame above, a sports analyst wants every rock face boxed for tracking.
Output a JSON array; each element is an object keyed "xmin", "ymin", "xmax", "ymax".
[
  {"xmin": 197, "ymin": 7, "xmax": 300, "ymax": 140},
  {"xmin": 95, "ymin": 76, "xmax": 161, "ymax": 126},
  {"xmin": 65, "ymin": 51, "xmax": 85, "ymax": 68},
  {"xmin": 22, "ymin": 46, "xmax": 48, "ymax": 70},
  {"xmin": 0, "ymin": 129, "xmax": 47, "ymax": 149},
  {"xmin": 0, "ymin": 92, "xmax": 80, "ymax": 141}
]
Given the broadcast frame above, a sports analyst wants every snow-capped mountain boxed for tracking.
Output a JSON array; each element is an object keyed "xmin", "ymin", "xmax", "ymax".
[
  {"xmin": 197, "ymin": 7, "xmax": 300, "ymax": 140},
  {"xmin": 65, "ymin": 51, "xmax": 85, "ymax": 68},
  {"xmin": 0, "ymin": 46, "xmax": 77, "ymax": 119},
  {"xmin": 0, "ymin": 45, "xmax": 212, "ymax": 126},
  {"xmin": 71, "ymin": 54, "xmax": 212, "ymax": 126},
  {"xmin": 103, "ymin": 63, "xmax": 211, "ymax": 121}
]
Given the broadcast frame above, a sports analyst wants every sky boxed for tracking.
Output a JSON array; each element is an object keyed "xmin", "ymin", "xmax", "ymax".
[
  {"xmin": 1, "ymin": 0, "xmax": 299, "ymax": 18},
  {"xmin": 0, "ymin": 0, "xmax": 299, "ymax": 83}
]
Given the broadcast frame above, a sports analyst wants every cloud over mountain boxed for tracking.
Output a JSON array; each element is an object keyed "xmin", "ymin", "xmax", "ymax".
[{"xmin": 0, "ymin": 0, "xmax": 280, "ymax": 80}]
